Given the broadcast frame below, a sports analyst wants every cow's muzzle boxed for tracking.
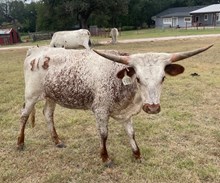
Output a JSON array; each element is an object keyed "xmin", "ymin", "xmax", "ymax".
[{"xmin": 142, "ymin": 103, "xmax": 161, "ymax": 114}]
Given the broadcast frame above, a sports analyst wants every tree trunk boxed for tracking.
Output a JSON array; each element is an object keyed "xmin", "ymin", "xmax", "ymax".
[
  {"xmin": 80, "ymin": 18, "xmax": 88, "ymax": 29},
  {"xmin": 77, "ymin": 12, "xmax": 90, "ymax": 29}
]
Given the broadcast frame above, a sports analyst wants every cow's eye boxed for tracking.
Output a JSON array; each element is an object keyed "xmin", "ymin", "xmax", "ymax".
[
  {"xmin": 162, "ymin": 76, "xmax": 166, "ymax": 83},
  {"xmin": 137, "ymin": 77, "xmax": 140, "ymax": 83}
]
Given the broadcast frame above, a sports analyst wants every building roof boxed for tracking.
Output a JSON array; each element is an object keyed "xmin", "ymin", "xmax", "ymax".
[
  {"xmin": 190, "ymin": 4, "xmax": 220, "ymax": 14},
  {"xmin": 155, "ymin": 6, "xmax": 205, "ymax": 18},
  {"xmin": 0, "ymin": 28, "xmax": 13, "ymax": 35}
]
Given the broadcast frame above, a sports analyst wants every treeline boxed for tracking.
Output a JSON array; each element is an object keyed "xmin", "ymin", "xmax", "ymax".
[{"xmin": 0, "ymin": 0, "xmax": 219, "ymax": 32}]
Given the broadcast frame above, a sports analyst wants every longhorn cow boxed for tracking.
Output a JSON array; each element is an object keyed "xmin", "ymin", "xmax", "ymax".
[{"xmin": 17, "ymin": 45, "xmax": 213, "ymax": 165}]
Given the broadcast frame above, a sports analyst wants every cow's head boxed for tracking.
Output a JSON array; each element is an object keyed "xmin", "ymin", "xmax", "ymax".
[{"xmin": 93, "ymin": 45, "xmax": 213, "ymax": 114}]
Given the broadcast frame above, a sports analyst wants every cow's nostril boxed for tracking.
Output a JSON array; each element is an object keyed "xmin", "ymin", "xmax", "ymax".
[{"xmin": 142, "ymin": 103, "xmax": 161, "ymax": 114}]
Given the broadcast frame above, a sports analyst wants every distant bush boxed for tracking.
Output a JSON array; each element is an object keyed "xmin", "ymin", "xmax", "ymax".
[{"xmin": 29, "ymin": 32, "xmax": 54, "ymax": 42}]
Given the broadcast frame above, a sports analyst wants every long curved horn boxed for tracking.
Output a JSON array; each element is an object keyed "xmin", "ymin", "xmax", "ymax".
[
  {"xmin": 170, "ymin": 44, "xmax": 213, "ymax": 62},
  {"xmin": 93, "ymin": 49, "xmax": 129, "ymax": 65}
]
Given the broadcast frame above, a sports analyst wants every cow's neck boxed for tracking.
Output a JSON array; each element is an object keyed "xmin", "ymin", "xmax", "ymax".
[{"xmin": 110, "ymin": 84, "xmax": 142, "ymax": 120}]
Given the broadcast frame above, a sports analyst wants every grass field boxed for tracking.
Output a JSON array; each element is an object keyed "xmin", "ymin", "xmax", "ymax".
[
  {"xmin": 0, "ymin": 37, "xmax": 220, "ymax": 183},
  {"xmin": 93, "ymin": 28, "xmax": 220, "ymax": 44},
  {"xmin": 118, "ymin": 27, "xmax": 220, "ymax": 39}
]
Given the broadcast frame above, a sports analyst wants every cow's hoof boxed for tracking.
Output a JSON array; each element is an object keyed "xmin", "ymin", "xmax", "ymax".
[
  {"xmin": 135, "ymin": 158, "xmax": 142, "ymax": 163},
  {"xmin": 132, "ymin": 155, "xmax": 142, "ymax": 163},
  {"xmin": 104, "ymin": 159, "xmax": 114, "ymax": 168},
  {"xmin": 56, "ymin": 142, "xmax": 66, "ymax": 148},
  {"xmin": 17, "ymin": 143, "xmax": 25, "ymax": 151}
]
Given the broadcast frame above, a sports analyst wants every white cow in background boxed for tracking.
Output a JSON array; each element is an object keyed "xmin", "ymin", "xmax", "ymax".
[
  {"xmin": 50, "ymin": 29, "xmax": 91, "ymax": 50},
  {"xmin": 110, "ymin": 28, "xmax": 119, "ymax": 44}
]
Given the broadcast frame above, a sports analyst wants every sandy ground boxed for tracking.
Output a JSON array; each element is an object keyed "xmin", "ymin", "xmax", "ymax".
[
  {"xmin": 1, "ymin": 34, "xmax": 220, "ymax": 51},
  {"xmin": 0, "ymin": 45, "xmax": 34, "ymax": 51},
  {"xmin": 116, "ymin": 34, "xmax": 220, "ymax": 43}
]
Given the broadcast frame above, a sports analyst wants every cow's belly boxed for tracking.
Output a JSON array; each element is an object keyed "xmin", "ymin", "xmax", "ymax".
[{"xmin": 44, "ymin": 73, "xmax": 94, "ymax": 109}]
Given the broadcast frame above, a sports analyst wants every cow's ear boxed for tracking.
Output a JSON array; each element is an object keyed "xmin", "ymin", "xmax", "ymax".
[
  {"xmin": 165, "ymin": 64, "xmax": 185, "ymax": 76},
  {"xmin": 117, "ymin": 67, "xmax": 135, "ymax": 79}
]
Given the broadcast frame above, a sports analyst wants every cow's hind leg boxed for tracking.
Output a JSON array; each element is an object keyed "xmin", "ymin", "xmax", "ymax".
[
  {"xmin": 83, "ymin": 39, "xmax": 91, "ymax": 50},
  {"xmin": 94, "ymin": 109, "xmax": 112, "ymax": 166},
  {"xmin": 43, "ymin": 99, "xmax": 65, "ymax": 148},
  {"xmin": 17, "ymin": 100, "xmax": 37, "ymax": 150},
  {"xmin": 123, "ymin": 118, "xmax": 141, "ymax": 161}
]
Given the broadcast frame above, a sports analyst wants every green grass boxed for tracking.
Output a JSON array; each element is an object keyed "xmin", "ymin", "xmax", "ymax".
[
  {"xmin": 0, "ymin": 37, "xmax": 220, "ymax": 183},
  {"xmin": 92, "ymin": 27, "xmax": 220, "ymax": 43},
  {"xmin": 120, "ymin": 28, "xmax": 220, "ymax": 39}
]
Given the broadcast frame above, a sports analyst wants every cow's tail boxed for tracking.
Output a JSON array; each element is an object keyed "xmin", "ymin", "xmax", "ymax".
[
  {"xmin": 88, "ymin": 39, "xmax": 92, "ymax": 48},
  {"xmin": 29, "ymin": 107, "xmax": 36, "ymax": 128}
]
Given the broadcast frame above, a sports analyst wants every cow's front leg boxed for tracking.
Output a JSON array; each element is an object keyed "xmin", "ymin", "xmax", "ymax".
[
  {"xmin": 94, "ymin": 109, "xmax": 112, "ymax": 166},
  {"xmin": 43, "ymin": 99, "xmax": 65, "ymax": 148},
  {"xmin": 123, "ymin": 118, "xmax": 141, "ymax": 161}
]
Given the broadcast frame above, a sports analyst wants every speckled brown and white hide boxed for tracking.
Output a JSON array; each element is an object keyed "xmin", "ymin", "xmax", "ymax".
[
  {"xmin": 50, "ymin": 29, "xmax": 91, "ymax": 50},
  {"xmin": 17, "ymin": 45, "xmax": 212, "ymax": 165}
]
